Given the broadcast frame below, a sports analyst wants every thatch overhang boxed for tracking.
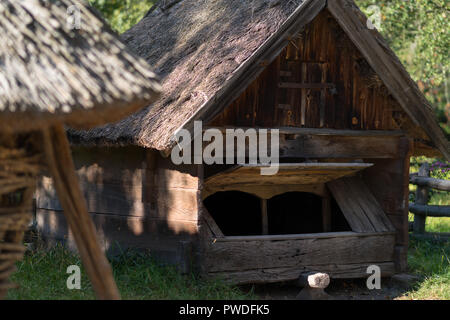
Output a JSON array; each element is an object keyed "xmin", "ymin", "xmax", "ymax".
[
  {"xmin": 0, "ymin": 0, "xmax": 161, "ymax": 132},
  {"xmin": 70, "ymin": 0, "xmax": 449, "ymax": 160}
]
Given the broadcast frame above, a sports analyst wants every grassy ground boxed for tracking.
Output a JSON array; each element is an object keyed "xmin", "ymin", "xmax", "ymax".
[
  {"xmin": 398, "ymin": 237, "xmax": 450, "ymax": 300},
  {"xmin": 400, "ymin": 157, "xmax": 450, "ymax": 300},
  {"xmin": 6, "ymin": 246, "xmax": 253, "ymax": 300}
]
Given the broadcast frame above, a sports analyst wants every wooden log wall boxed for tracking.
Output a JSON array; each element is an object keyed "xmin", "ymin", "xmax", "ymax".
[
  {"xmin": 209, "ymin": 10, "xmax": 420, "ymax": 135},
  {"xmin": 35, "ymin": 146, "xmax": 201, "ymax": 272},
  {"xmin": 361, "ymin": 138, "xmax": 413, "ymax": 272},
  {"xmin": 204, "ymin": 232, "xmax": 396, "ymax": 284}
]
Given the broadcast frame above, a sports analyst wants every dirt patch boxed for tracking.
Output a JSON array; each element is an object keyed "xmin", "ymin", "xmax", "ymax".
[{"xmin": 240, "ymin": 276, "xmax": 419, "ymax": 300}]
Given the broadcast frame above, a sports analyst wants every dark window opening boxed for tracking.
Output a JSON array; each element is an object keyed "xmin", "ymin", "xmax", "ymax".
[
  {"xmin": 267, "ymin": 192, "xmax": 322, "ymax": 235},
  {"xmin": 203, "ymin": 191, "xmax": 262, "ymax": 236},
  {"xmin": 203, "ymin": 190, "xmax": 352, "ymax": 236}
]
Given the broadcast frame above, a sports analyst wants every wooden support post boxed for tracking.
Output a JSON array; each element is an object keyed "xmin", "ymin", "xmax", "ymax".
[
  {"xmin": 319, "ymin": 63, "xmax": 327, "ymax": 128},
  {"xmin": 296, "ymin": 272, "xmax": 331, "ymax": 300},
  {"xmin": 300, "ymin": 62, "xmax": 307, "ymax": 126},
  {"xmin": 42, "ymin": 124, "xmax": 120, "ymax": 300},
  {"xmin": 413, "ymin": 164, "xmax": 430, "ymax": 234},
  {"xmin": 261, "ymin": 199, "xmax": 268, "ymax": 235}
]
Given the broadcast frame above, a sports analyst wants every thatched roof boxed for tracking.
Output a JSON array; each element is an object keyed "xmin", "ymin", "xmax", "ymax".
[
  {"xmin": 69, "ymin": 0, "xmax": 304, "ymax": 148},
  {"xmin": 0, "ymin": 0, "xmax": 161, "ymax": 132},
  {"xmin": 71, "ymin": 0, "xmax": 449, "ymax": 160}
]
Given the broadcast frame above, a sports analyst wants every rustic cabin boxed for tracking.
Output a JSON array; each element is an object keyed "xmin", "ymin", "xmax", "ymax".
[{"xmin": 36, "ymin": 0, "xmax": 450, "ymax": 285}]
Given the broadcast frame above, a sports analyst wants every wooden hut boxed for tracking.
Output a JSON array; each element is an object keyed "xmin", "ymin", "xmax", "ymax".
[
  {"xmin": 38, "ymin": 0, "xmax": 450, "ymax": 284},
  {"xmin": 0, "ymin": 0, "xmax": 160, "ymax": 298}
]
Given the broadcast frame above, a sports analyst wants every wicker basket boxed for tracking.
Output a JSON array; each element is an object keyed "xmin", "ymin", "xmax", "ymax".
[{"xmin": 0, "ymin": 134, "xmax": 41, "ymax": 298}]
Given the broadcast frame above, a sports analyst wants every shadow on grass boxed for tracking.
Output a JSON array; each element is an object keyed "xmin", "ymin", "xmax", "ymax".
[{"xmin": 7, "ymin": 243, "xmax": 253, "ymax": 300}]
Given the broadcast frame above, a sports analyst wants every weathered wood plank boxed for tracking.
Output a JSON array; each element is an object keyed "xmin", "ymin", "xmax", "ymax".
[
  {"xmin": 206, "ymin": 126, "xmax": 404, "ymax": 136},
  {"xmin": 213, "ymin": 231, "xmax": 391, "ymax": 242},
  {"xmin": 300, "ymin": 62, "xmax": 307, "ymax": 126},
  {"xmin": 205, "ymin": 163, "xmax": 373, "ymax": 187},
  {"xmin": 205, "ymin": 127, "xmax": 404, "ymax": 158},
  {"xmin": 279, "ymin": 134, "xmax": 403, "ymax": 159},
  {"xmin": 279, "ymin": 82, "xmax": 335, "ymax": 89},
  {"xmin": 37, "ymin": 185, "xmax": 200, "ymax": 222},
  {"xmin": 342, "ymin": 177, "xmax": 395, "ymax": 232},
  {"xmin": 206, "ymin": 262, "xmax": 395, "ymax": 284},
  {"xmin": 205, "ymin": 232, "xmax": 395, "ymax": 273},
  {"xmin": 156, "ymin": 166, "xmax": 200, "ymax": 190},
  {"xmin": 156, "ymin": 188, "xmax": 200, "ymax": 222},
  {"xmin": 202, "ymin": 183, "xmax": 327, "ymax": 200},
  {"xmin": 36, "ymin": 209, "xmax": 198, "ymax": 244},
  {"xmin": 328, "ymin": 177, "xmax": 395, "ymax": 232},
  {"xmin": 327, "ymin": 178, "xmax": 375, "ymax": 232}
]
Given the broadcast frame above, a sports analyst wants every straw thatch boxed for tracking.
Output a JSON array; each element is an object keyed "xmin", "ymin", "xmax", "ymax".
[
  {"xmin": 0, "ymin": 0, "xmax": 161, "ymax": 132},
  {"xmin": 70, "ymin": 0, "xmax": 449, "ymax": 160},
  {"xmin": 69, "ymin": 0, "xmax": 303, "ymax": 148}
]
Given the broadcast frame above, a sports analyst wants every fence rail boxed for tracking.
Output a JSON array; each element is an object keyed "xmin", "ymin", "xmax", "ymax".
[{"xmin": 409, "ymin": 163, "xmax": 450, "ymax": 241}]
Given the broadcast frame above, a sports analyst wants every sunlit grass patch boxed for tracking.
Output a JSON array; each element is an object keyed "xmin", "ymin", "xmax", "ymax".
[
  {"xmin": 7, "ymin": 245, "xmax": 253, "ymax": 300},
  {"xmin": 398, "ymin": 239, "xmax": 450, "ymax": 300}
]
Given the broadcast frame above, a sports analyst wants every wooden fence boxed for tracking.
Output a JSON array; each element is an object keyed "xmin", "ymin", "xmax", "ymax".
[{"xmin": 409, "ymin": 163, "xmax": 450, "ymax": 240}]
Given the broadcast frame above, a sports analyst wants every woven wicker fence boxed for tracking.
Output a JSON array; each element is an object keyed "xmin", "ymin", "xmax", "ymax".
[{"xmin": 0, "ymin": 134, "xmax": 42, "ymax": 298}]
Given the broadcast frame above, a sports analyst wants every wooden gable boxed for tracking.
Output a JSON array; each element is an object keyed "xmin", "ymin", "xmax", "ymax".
[{"xmin": 209, "ymin": 10, "xmax": 428, "ymax": 145}]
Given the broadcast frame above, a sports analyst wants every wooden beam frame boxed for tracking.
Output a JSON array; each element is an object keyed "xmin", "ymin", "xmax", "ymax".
[
  {"xmin": 203, "ymin": 127, "xmax": 405, "ymax": 159},
  {"xmin": 261, "ymin": 199, "xmax": 268, "ymax": 235}
]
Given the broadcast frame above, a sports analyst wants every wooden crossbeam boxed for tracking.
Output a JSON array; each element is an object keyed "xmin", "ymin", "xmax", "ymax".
[{"xmin": 279, "ymin": 82, "xmax": 335, "ymax": 89}]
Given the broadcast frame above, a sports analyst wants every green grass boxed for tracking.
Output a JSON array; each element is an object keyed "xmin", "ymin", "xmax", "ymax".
[
  {"xmin": 6, "ymin": 246, "xmax": 253, "ymax": 300},
  {"xmin": 399, "ymin": 238, "xmax": 450, "ymax": 300},
  {"xmin": 403, "ymin": 214, "xmax": 450, "ymax": 300},
  {"xmin": 404, "ymin": 157, "xmax": 450, "ymax": 299}
]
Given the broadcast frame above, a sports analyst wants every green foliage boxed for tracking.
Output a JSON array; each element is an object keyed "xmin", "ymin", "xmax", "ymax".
[
  {"xmin": 7, "ymin": 245, "xmax": 253, "ymax": 300},
  {"xmin": 411, "ymin": 156, "xmax": 450, "ymax": 180},
  {"xmin": 88, "ymin": 0, "xmax": 154, "ymax": 34},
  {"xmin": 356, "ymin": 0, "xmax": 450, "ymax": 129}
]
